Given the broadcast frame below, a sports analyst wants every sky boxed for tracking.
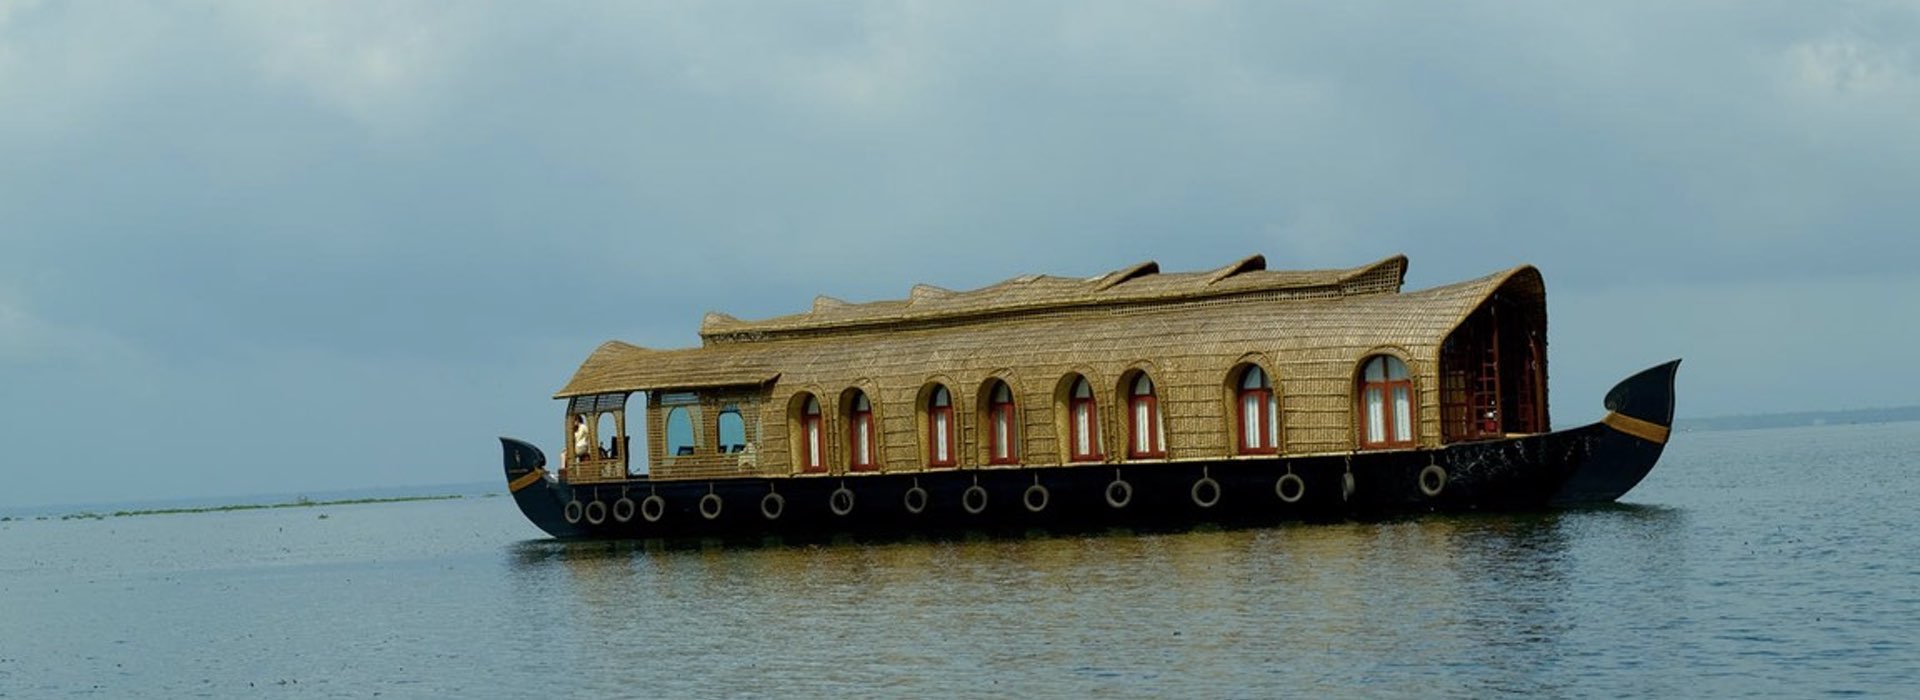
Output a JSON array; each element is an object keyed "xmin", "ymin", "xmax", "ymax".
[{"xmin": 3, "ymin": 1, "xmax": 1917, "ymax": 509}]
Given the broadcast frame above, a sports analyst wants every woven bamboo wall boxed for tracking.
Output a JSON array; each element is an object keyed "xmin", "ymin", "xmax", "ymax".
[{"xmin": 557, "ymin": 259, "xmax": 1546, "ymax": 482}]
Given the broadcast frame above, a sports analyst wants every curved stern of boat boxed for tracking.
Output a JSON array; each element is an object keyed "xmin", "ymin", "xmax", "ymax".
[
  {"xmin": 499, "ymin": 437, "xmax": 585, "ymax": 538},
  {"xmin": 1550, "ymin": 359, "xmax": 1682, "ymax": 505}
]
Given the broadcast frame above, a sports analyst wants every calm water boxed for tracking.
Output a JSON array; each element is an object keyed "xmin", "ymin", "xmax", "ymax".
[{"xmin": 4, "ymin": 423, "xmax": 1918, "ymax": 698}]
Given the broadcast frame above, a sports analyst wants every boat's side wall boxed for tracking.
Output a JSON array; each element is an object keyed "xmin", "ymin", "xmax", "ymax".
[{"xmin": 729, "ymin": 296, "xmax": 1464, "ymax": 479}]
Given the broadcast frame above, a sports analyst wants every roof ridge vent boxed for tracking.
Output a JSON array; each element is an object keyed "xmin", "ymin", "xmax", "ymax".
[
  {"xmin": 1095, "ymin": 261, "xmax": 1160, "ymax": 291},
  {"xmin": 812, "ymin": 295, "xmax": 849, "ymax": 312},
  {"xmin": 701, "ymin": 311, "xmax": 741, "ymax": 330},
  {"xmin": 1207, "ymin": 254, "xmax": 1267, "ymax": 286}
]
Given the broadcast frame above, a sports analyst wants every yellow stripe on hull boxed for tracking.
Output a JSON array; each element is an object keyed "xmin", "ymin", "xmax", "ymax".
[
  {"xmin": 1603, "ymin": 412, "xmax": 1671, "ymax": 445},
  {"xmin": 508, "ymin": 468, "xmax": 548, "ymax": 493}
]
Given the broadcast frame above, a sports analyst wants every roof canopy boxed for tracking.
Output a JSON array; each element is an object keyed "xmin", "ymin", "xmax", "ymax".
[
  {"xmin": 698, "ymin": 254, "xmax": 1409, "ymax": 340},
  {"xmin": 554, "ymin": 342, "xmax": 777, "ymax": 398}
]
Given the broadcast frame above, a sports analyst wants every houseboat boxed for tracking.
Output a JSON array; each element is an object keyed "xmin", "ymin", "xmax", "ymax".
[{"xmin": 499, "ymin": 254, "xmax": 1678, "ymax": 539}]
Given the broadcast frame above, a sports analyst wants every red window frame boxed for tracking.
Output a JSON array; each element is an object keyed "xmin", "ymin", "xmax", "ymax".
[
  {"xmin": 849, "ymin": 393, "xmax": 876, "ymax": 472},
  {"xmin": 988, "ymin": 382, "xmax": 1019, "ymax": 465},
  {"xmin": 802, "ymin": 397, "xmax": 825, "ymax": 473},
  {"xmin": 1067, "ymin": 378, "xmax": 1101, "ymax": 462},
  {"xmin": 1127, "ymin": 375, "xmax": 1165, "ymax": 459},
  {"xmin": 1237, "ymin": 385, "xmax": 1276, "ymax": 455},
  {"xmin": 1358, "ymin": 358, "xmax": 1417, "ymax": 449},
  {"xmin": 927, "ymin": 387, "xmax": 956, "ymax": 468}
]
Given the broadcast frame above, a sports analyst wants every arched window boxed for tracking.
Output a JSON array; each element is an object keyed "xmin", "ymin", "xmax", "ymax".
[
  {"xmin": 1127, "ymin": 374, "xmax": 1165, "ymax": 459},
  {"xmin": 1236, "ymin": 366, "xmax": 1279, "ymax": 455},
  {"xmin": 595, "ymin": 411, "xmax": 621, "ymax": 459},
  {"xmin": 848, "ymin": 391, "xmax": 876, "ymax": 471},
  {"xmin": 987, "ymin": 381, "xmax": 1019, "ymax": 465},
  {"xmin": 1359, "ymin": 355, "xmax": 1416, "ymax": 448},
  {"xmin": 927, "ymin": 386, "xmax": 956, "ymax": 468},
  {"xmin": 1067, "ymin": 376, "xmax": 1101, "ymax": 462},
  {"xmin": 665, "ymin": 406, "xmax": 695, "ymax": 456},
  {"xmin": 717, "ymin": 409, "xmax": 746, "ymax": 453},
  {"xmin": 801, "ymin": 395, "xmax": 825, "ymax": 473}
]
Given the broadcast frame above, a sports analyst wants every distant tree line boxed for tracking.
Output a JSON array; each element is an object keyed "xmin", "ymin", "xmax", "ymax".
[{"xmin": 1676, "ymin": 406, "xmax": 1920, "ymax": 433}]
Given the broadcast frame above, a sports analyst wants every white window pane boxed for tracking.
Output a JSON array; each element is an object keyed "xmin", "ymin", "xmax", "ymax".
[
  {"xmin": 1267, "ymin": 394, "xmax": 1279, "ymax": 448},
  {"xmin": 1073, "ymin": 380, "xmax": 1090, "ymax": 399},
  {"xmin": 1366, "ymin": 387, "xmax": 1386, "ymax": 444},
  {"xmin": 1074, "ymin": 403, "xmax": 1091, "ymax": 455},
  {"xmin": 856, "ymin": 420, "xmax": 870, "ymax": 464},
  {"xmin": 807, "ymin": 421, "xmax": 821, "ymax": 467},
  {"xmin": 1393, "ymin": 386, "xmax": 1413, "ymax": 442},
  {"xmin": 994, "ymin": 413, "xmax": 1009, "ymax": 459},
  {"xmin": 1242, "ymin": 394, "xmax": 1260, "ymax": 449},
  {"xmin": 1364, "ymin": 358, "xmax": 1385, "ymax": 382},
  {"xmin": 933, "ymin": 413, "xmax": 949, "ymax": 461},
  {"xmin": 1134, "ymin": 402, "xmax": 1150, "ymax": 453},
  {"xmin": 1387, "ymin": 357, "xmax": 1409, "ymax": 380}
]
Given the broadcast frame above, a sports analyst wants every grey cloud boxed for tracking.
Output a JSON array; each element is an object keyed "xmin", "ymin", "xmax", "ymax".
[{"xmin": 3, "ymin": 1, "xmax": 1916, "ymax": 508}]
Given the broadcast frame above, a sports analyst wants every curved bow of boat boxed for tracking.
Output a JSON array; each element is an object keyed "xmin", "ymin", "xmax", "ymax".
[
  {"xmin": 1549, "ymin": 359, "xmax": 1681, "ymax": 505},
  {"xmin": 1605, "ymin": 359, "xmax": 1681, "ymax": 430},
  {"xmin": 499, "ymin": 437, "xmax": 586, "ymax": 538}
]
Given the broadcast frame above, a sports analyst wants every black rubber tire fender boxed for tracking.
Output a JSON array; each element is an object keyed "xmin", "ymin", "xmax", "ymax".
[
  {"xmin": 1191, "ymin": 476, "xmax": 1222, "ymax": 508},
  {"xmin": 1419, "ymin": 464, "xmax": 1448, "ymax": 498},
  {"xmin": 1023, "ymin": 484, "xmax": 1050, "ymax": 513},
  {"xmin": 962, "ymin": 485, "xmax": 989, "ymax": 515},
  {"xmin": 829, "ymin": 487, "xmax": 856, "ymax": 516},
  {"xmin": 1275, "ymin": 473, "xmax": 1306, "ymax": 504}
]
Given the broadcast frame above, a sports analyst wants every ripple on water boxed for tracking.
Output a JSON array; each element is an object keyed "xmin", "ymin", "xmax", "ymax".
[{"xmin": 3, "ymin": 423, "xmax": 1919, "ymax": 696}]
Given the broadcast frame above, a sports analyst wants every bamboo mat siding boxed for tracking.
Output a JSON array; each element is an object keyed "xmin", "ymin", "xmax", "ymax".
[{"xmin": 557, "ymin": 258, "xmax": 1544, "ymax": 483}]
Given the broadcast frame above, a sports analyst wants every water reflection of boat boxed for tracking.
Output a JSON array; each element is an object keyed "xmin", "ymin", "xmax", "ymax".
[{"xmin": 499, "ymin": 254, "xmax": 1678, "ymax": 539}]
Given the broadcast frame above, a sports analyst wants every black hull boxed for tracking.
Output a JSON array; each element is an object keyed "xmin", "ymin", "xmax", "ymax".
[{"xmin": 501, "ymin": 361, "xmax": 1679, "ymax": 541}]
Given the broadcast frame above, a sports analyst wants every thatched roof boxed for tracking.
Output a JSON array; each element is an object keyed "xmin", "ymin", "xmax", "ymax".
[
  {"xmin": 554, "ymin": 342, "xmax": 777, "ymax": 395},
  {"xmin": 696, "ymin": 254, "xmax": 1409, "ymax": 340}
]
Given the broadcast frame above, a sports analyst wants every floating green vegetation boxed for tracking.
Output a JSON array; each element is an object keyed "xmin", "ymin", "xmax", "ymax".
[{"xmin": 85, "ymin": 494, "xmax": 465, "ymax": 519}]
